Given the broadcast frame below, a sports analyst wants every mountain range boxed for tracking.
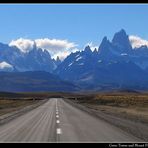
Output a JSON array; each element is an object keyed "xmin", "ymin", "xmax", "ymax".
[
  {"xmin": 0, "ymin": 43, "xmax": 61, "ymax": 72},
  {"xmin": 1, "ymin": 29, "xmax": 148, "ymax": 92},
  {"xmin": 55, "ymin": 29, "xmax": 148, "ymax": 91}
]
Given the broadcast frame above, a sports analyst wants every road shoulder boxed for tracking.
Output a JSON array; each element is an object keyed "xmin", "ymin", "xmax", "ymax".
[
  {"xmin": 0, "ymin": 99, "xmax": 48, "ymax": 125},
  {"xmin": 64, "ymin": 99, "xmax": 148, "ymax": 142}
]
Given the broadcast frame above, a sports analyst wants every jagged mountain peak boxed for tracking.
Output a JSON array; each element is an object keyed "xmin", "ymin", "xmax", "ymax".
[
  {"xmin": 98, "ymin": 36, "xmax": 112, "ymax": 56},
  {"xmin": 56, "ymin": 56, "xmax": 60, "ymax": 61},
  {"xmin": 102, "ymin": 36, "xmax": 108, "ymax": 42},
  {"xmin": 93, "ymin": 48, "xmax": 98, "ymax": 54},
  {"xmin": 112, "ymin": 29, "xmax": 132, "ymax": 51},
  {"xmin": 84, "ymin": 45, "xmax": 92, "ymax": 53},
  {"xmin": 113, "ymin": 29, "xmax": 127, "ymax": 40},
  {"xmin": 0, "ymin": 42, "xmax": 57, "ymax": 72},
  {"xmin": 54, "ymin": 56, "xmax": 62, "ymax": 66}
]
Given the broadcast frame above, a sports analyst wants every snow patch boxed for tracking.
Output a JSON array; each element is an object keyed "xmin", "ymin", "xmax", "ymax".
[
  {"xmin": 76, "ymin": 56, "xmax": 82, "ymax": 61},
  {"xmin": 80, "ymin": 75, "xmax": 93, "ymax": 82},
  {"xmin": 98, "ymin": 60, "xmax": 102, "ymax": 63},
  {"xmin": 0, "ymin": 61, "xmax": 14, "ymax": 71},
  {"xmin": 0, "ymin": 61, "xmax": 13, "ymax": 69},
  {"xmin": 78, "ymin": 63, "xmax": 84, "ymax": 66},
  {"xmin": 121, "ymin": 53, "xmax": 128, "ymax": 56},
  {"xmin": 68, "ymin": 63, "xmax": 73, "ymax": 67},
  {"xmin": 75, "ymin": 54, "xmax": 80, "ymax": 58}
]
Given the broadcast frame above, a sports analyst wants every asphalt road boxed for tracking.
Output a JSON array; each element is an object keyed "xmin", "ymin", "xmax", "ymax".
[{"xmin": 0, "ymin": 98, "xmax": 141, "ymax": 142}]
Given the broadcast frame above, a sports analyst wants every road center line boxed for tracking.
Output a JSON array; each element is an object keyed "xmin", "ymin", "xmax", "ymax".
[
  {"xmin": 56, "ymin": 128, "xmax": 62, "ymax": 134},
  {"xmin": 56, "ymin": 99, "xmax": 58, "ymax": 108},
  {"xmin": 56, "ymin": 120, "xmax": 60, "ymax": 124},
  {"xmin": 56, "ymin": 115, "xmax": 59, "ymax": 118},
  {"xmin": 55, "ymin": 99, "xmax": 62, "ymax": 137}
]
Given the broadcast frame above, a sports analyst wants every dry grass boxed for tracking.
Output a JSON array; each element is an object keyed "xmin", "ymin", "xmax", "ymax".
[
  {"xmin": 0, "ymin": 99, "xmax": 41, "ymax": 116},
  {"xmin": 0, "ymin": 91, "xmax": 76, "ymax": 116},
  {"xmin": 73, "ymin": 93, "xmax": 148, "ymax": 108},
  {"xmin": 94, "ymin": 93, "xmax": 148, "ymax": 107},
  {"xmin": 68, "ymin": 92, "xmax": 148, "ymax": 124},
  {"xmin": 0, "ymin": 91, "xmax": 148, "ymax": 123}
]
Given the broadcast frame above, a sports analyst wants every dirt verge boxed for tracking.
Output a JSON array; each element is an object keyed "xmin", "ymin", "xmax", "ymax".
[
  {"xmin": 64, "ymin": 99, "xmax": 148, "ymax": 142},
  {"xmin": 0, "ymin": 99, "xmax": 48, "ymax": 125}
]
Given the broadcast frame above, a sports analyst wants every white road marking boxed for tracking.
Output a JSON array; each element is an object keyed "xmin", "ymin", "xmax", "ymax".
[
  {"xmin": 55, "ymin": 99, "xmax": 62, "ymax": 136},
  {"xmin": 56, "ymin": 115, "xmax": 59, "ymax": 118},
  {"xmin": 56, "ymin": 128, "xmax": 62, "ymax": 134},
  {"xmin": 56, "ymin": 99, "xmax": 59, "ymax": 112},
  {"xmin": 56, "ymin": 99, "xmax": 58, "ymax": 108},
  {"xmin": 56, "ymin": 120, "xmax": 60, "ymax": 124}
]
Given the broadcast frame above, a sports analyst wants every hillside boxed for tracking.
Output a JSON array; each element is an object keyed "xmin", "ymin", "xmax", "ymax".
[{"xmin": 0, "ymin": 71, "xmax": 78, "ymax": 92}]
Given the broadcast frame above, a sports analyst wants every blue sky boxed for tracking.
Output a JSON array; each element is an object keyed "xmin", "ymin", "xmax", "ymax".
[{"xmin": 0, "ymin": 4, "xmax": 148, "ymax": 58}]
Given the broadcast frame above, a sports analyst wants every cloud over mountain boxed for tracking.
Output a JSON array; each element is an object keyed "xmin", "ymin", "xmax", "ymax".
[
  {"xmin": 9, "ymin": 38, "xmax": 34, "ymax": 53},
  {"xmin": 85, "ymin": 42, "xmax": 99, "ymax": 51},
  {"xmin": 129, "ymin": 35, "xmax": 148, "ymax": 48},
  {"xmin": 3, "ymin": 29, "xmax": 148, "ymax": 91},
  {"xmin": 9, "ymin": 38, "xmax": 78, "ymax": 59},
  {"xmin": 52, "ymin": 48, "xmax": 79, "ymax": 61},
  {"xmin": 35, "ymin": 38, "xmax": 78, "ymax": 60}
]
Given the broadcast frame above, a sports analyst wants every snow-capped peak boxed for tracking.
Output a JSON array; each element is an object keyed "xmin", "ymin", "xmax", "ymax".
[
  {"xmin": 0, "ymin": 61, "xmax": 14, "ymax": 71},
  {"xmin": 0, "ymin": 61, "xmax": 13, "ymax": 69},
  {"xmin": 9, "ymin": 38, "xmax": 35, "ymax": 53}
]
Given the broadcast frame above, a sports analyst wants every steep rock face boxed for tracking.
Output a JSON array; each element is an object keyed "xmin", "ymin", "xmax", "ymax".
[
  {"xmin": 0, "ymin": 43, "xmax": 56, "ymax": 72},
  {"xmin": 112, "ymin": 29, "xmax": 132, "ymax": 53},
  {"xmin": 55, "ymin": 29, "xmax": 148, "ymax": 91},
  {"xmin": 55, "ymin": 46, "xmax": 99, "ymax": 82},
  {"xmin": 1, "ymin": 29, "xmax": 148, "ymax": 92}
]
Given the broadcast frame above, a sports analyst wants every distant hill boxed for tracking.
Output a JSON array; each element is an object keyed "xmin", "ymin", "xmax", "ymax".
[{"xmin": 0, "ymin": 71, "xmax": 79, "ymax": 93}]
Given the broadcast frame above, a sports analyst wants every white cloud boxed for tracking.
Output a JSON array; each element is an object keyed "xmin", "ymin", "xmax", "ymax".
[
  {"xmin": 35, "ymin": 38, "xmax": 76, "ymax": 52},
  {"xmin": 129, "ymin": 35, "xmax": 148, "ymax": 48},
  {"xmin": 9, "ymin": 38, "xmax": 34, "ymax": 53},
  {"xmin": 52, "ymin": 48, "xmax": 79, "ymax": 60},
  {"xmin": 85, "ymin": 42, "xmax": 98, "ymax": 51},
  {"xmin": 35, "ymin": 38, "xmax": 77, "ymax": 59},
  {"xmin": 53, "ymin": 51, "xmax": 71, "ymax": 60},
  {"xmin": 9, "ymin": 38, "xmax": 78, "ymax": 60}
]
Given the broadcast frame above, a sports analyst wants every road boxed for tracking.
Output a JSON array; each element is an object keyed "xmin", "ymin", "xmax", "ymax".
[{"xmin": 0, "ymin": 98, "xmax": 141, "ymax": 142}]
